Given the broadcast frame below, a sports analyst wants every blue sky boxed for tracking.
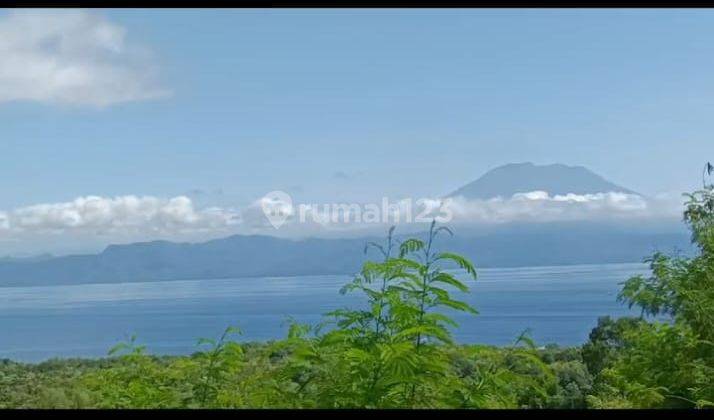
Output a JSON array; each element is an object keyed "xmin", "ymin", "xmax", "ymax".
[{"xmin": 0, "ymin": 9, "xmax": 712, "ymax": 254}]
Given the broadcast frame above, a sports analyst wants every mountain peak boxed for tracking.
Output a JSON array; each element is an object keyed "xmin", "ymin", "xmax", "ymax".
[{"xmin": 448, "ymin": 162, "xmax": 637, "ymax": 199}]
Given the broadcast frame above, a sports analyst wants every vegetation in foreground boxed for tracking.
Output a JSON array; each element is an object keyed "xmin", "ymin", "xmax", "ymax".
[{"xmin": 2, "ymin": 168, "xmax": 714, "ymax": 409}]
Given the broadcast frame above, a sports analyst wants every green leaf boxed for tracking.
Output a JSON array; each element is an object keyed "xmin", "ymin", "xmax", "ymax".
[
  {"xmin": 435, "ymin": 252, "xmax": 477, "ymax": 280},
  {"xmin": 399, "ymin": 238, "xmax": 425, "ymax": 257},
  {"xmin": 431, "ymin": 272, "xmax": 469, "ymax": 292},
  {"xmin": 437, "ymin": 297, "xmax": 478, "ymax": 315}
]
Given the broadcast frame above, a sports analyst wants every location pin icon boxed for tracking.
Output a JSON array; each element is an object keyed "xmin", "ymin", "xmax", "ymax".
[{"xmin": 260, "ymin": 190, "xmax": 293, "ymax": 229}]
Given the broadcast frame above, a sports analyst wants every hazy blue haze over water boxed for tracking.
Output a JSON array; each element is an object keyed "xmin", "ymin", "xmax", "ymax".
[{"xmin": 0, "ymin": 263, "xmax": 648, "ymax": 362}]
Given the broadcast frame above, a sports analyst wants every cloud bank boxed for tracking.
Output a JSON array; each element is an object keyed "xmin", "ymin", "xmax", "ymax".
[
  {"xmin": 445, "ymin": 191, "xmax": 679, "ymax": 224},
  {"xmin": 238, "ymin": 190, "xmax": 682, "ymax": 235},
  {"xmin": 0, "ymin": 191, "xmax": 683, "ymax": 248},
  {"xmin": 0, "ymin": 10, "xmax": 169, "ymax": 107},
  {"xmin": 0, "ymin": 196, "xmax": 239, "ymax": 236}
]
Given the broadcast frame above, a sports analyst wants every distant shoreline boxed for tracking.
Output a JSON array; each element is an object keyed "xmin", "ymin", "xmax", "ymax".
[{"xmin": 0, "ymin": 260, "xmax": 651, "ymax": 289}]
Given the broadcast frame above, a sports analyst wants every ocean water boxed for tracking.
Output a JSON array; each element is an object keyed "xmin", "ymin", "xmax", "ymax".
[{"xmin": 0, "ymin": 262, "xmax": 649, "ymax": 362}]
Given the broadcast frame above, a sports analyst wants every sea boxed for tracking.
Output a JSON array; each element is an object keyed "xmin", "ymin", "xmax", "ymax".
[{"xmin": 0, "ymin": 262, "xmax": 649, "ymax": 362}]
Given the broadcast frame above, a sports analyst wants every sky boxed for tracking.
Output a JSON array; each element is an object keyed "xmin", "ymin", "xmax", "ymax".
[{"xmin": 0, "ymin": 8, "xmax": 712, "ymax": 255}]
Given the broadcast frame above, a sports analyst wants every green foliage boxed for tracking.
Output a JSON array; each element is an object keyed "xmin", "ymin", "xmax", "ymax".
[
  {"xmin": 268, "ymin": 221, "xmax": 480, "ymax": 408},
  {"xmin": 581, "ymin": 316, "xmax": 645, "ymax": 376},
  {"xmin": 587, "ymin": 163, "xmax": 714, "ymax": 408}
]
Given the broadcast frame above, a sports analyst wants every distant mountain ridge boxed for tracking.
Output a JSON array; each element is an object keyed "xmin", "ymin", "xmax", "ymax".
[
  {"xmin": 448, "ymin": 162, "xmax": 637, "ymax": 199},
  {"xmin": 0, "ymin": 223, "xmax": 690, "ymax": 287},
  {"xmin": 0, "ymin": 253, "xmax": 54, "ymax": 264}
]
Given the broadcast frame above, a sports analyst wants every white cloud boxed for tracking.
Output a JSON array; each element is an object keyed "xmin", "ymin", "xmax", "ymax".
[
  {"xmin": 0, "ymin": 191, "xmax": 684, "ymax": 254},
  {"xmin": 0, "ymin": 195, "xmax": 239, "ymax": 235},
  {"xmin": 0, "ymin": 10, "xmax": 169, "ymax": 107},
  {"xmin": 0, "ymin": 211, "xmax": 8, "ymax": 230},
  {"xmin": 236, "ymin": 190, "xmax": 682, "ymax": 236},
  {"xmin": 445, "ymin": 191, "xmax": 679, "ymax": 224}
]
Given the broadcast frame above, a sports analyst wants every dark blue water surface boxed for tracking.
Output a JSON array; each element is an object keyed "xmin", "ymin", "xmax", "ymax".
[{"xmin": 0, "ymin": 263, "xmax": 648, "ymax": 362}]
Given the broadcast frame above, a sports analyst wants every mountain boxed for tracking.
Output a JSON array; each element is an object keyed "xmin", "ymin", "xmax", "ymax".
[
  {"xmin": 0, "ymin": 224, "xmax": 691, "ymax": 287},
  {"xmin": 448, "ymin": 162, "xmax": 637, "ymax": 199}
]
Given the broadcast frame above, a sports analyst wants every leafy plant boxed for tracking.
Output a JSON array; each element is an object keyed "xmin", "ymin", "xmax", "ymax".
[{"xmin": 592, "ymin": 162, "xmax": 714, "ymax": 408}]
